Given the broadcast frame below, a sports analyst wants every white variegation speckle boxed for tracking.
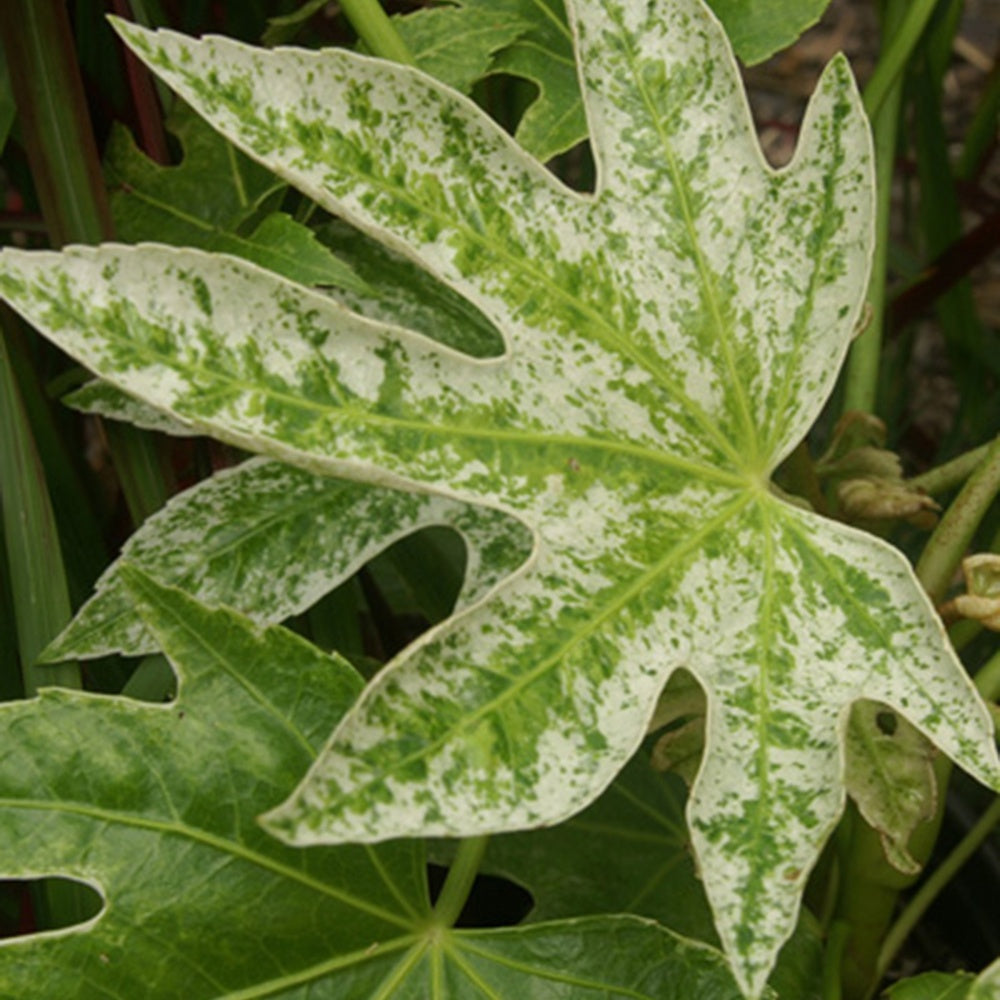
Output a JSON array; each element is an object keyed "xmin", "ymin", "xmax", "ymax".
[{"xmin": 4, "ymin": 2, "xmax": 999, "ymax": 998}]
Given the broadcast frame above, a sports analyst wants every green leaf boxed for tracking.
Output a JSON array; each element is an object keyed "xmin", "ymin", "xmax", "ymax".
[
  {"xmin": 844, "ymin": 703, "xmax": 937, "ymax": 875},
  {"xmin": 0, "ymin": 566, "xmax": 429, "ymax": 996},
  {"xmin": 884, "ymin": 971, "xmax": 975, "ymax": 1000},
  {"xmin": 7, "ymin": 569, "xmax": 754, "ymax": 997},
  {"xmin": 107, "ymin": 104, "xmax": 367, "ymax": 292},
  {"xmin": 394, "ymin": 1, "xmax": 533, "ymax": 94},
  {"xmin": 486, "ymin": 0, "xmax": 584, "ymax": 162},
  {"xmin": 2, "ymin": 0, "xmax": 999, "ymax": 994},
  {"xmin": 708, "ymin": 1, "xmax": 833, "ymax": 65},
  {"xmin": 476, "ymin": 751, "xmax": 824, "ymax": 998},
  {"xmin": 43, "ymin": 456, "xmax": 530, "ymax": 662},
  {"xmin": 394, "ymin": 0, "xmax": 835, "ymax": 163},
  {"xmin": 408, "ymin": 917, "xmax": 756, "ymax": 998},
  {"xmin": 105, "ymin": 103, "xmax": 281, "ymax": 238},
  {"xmin": 317, "ymin": 220, "xmax": 503, "ymax": 358}
]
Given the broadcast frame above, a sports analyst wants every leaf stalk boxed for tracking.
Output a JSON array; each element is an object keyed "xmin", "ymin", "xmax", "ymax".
[
  {"xmin": 431, "ymin": 836, "xmax": 489, "ymax": 928},
  {"xmin": 840, "ymin": 7, "xmax": 904, "ymax": 415},
  {"xmin": 862, "ymin": 0, "xmax": 938, "ymax": 121},
  {"xmin": 339, "ymin": 0, "xmax": 416, "ymax": 66},
  {"xmin": 916, "ymin": 435, "xmax": 1000, "ymax": 605},
  {"xmin": 875, "ymin": 793, "xmax": 1000, "ymax": 985}
]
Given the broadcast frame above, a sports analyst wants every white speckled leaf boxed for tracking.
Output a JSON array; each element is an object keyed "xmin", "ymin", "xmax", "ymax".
[
  {"xmin": 43, "ymin": 456, "xmax": 531, "ymax": 662},
  {"xmin": 1, "ymin": 1, "xmax": 998, "ymax": 995},
  {"xmin": 64, "ymin": 378, "xmax": 201, "ymax": 435}
]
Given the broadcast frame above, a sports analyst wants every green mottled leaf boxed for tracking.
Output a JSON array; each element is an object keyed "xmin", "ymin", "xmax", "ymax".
[
  {"xmin": 400, "ymin": 0, "xmax": 835, "ymax": 164},
  {"xmin": 64, "ymin": 378, "xmax": 201, "ymax": 435},
  {"xmin": 43, "ymin": 456, "xmax": 530, "ymax": 662},
  {"xmin": 708, "ymin": 0, "xmax": 833, "ymax": 65},
  {"xmin": 885, "ymin": 971, "xmax": 976, "ymax": 1000},
  {"xmin": 2, "ymin": 0, "xmax": 999, "ymax": 995},
  {"xmin": 476, "ymin": 750, "xmax": 824, "ymax": 999},
  {"xmin": 844, "ymin": 703, "xmax": 937, "ymax": 875},
  {"xmin": 0, "ymin": 566, "xmax": 429, "ymax": 996},
  {"xmin": 395, "ymin": 0, "xmax": 533, "ymax": 94},
  {"xmin": 107, "ymin": 103, "xmax": 366, "ymax": 293}
]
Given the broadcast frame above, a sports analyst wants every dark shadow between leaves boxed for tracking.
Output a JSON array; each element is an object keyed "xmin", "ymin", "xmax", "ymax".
[
  {"xmin": 0, "ymin": 878, "xmax": 103, "ymax": 939},
  {"xmin": 426, "ymin": 863, "xmax": 534, "ymax": 928}
]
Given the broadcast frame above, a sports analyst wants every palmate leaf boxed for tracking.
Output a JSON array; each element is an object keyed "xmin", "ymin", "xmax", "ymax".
[
  {"xmin": 107, "ymin": 104, "xmax": 367, "ymax": 293},
  {"xmin": 0, "ymin": 567, "xmax": 429, "ymax": 996},
  {"xmin": 397, "ymin": 0, "xmax": 836, "ymax": 163},
  {"xmin": 43, "ymin": 456, "xmax": 530, "ymax": 662},
  {"xmin": 1, "ymin": 567, "xmax": 756, "ymax": 998},
  {"xmin": 1, "ymin": 0, "xmax": 998, "ymax": 994},
  {"xmin": 468, "ymin": 751, "xmax": 825, "ymax": 999}
]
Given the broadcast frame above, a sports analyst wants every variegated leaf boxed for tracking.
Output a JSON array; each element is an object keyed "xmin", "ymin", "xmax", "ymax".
[
  {"xmin": 43, "ymin": 456, "xmax": 530, "ymax": 662},
  {"xmin": 3, "ymin": 566, "xmax": 757, "ymax": 998},
  {"xmin": 2, "ymin": 0, "xmax": 999, "ymax": 995}
]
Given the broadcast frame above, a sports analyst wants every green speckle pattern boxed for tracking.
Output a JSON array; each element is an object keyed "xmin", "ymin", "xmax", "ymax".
[
  {"xmin": 43, "ymin": 457, "xmax": 531, "ymax": 662},
  {"xmin": 1, "ymin": 1, "xmax": 997, "ymax": 996}
]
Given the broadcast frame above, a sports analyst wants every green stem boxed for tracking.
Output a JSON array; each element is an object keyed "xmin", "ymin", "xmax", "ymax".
[
  {"xmin": 841, "ymin": 0, "xmax": 907, "ymax": 416},
  {"xmin": 833, "ymin": 801, "xmax": 930, "ymax": 1000},
  {"xmin": 103, "ymin": 421, "xmax": 174, "ymax": 524},
  {"xmin": 822, "ymin": 920, "xmax": 850, "ymax": 1000},
  {"xmin": 915, "ymin": 435, "xmax": 1000, "ymax": 605},
  {"xmin": 0, "ymin": 0, "xmax": 171, "ymax": 531},
  {"xmin": 0, "ymin": 0, "xmax": 112, "ymax": 245},
  {"xmin": 862, "ymin": 0, "xmax": 938, "ymax": 121},
  {"xmin": 908, "ymin": 441, "xmax": 993, "ymax": 496},
  {"xmin": 431, "ymin": 836, "xmax": 489, "ymax": 928},
  {"xmin": 854, "ymin": 487, "xmax": 1000, "ymax": 992},
  {"xmin": 957, "ymin": 56, "xmax": 1000, "ymax": 182},
  {"xmin": 875, "ymin": 794, "xmax": 1000, "ymax": 984},
  {"xmin": 973, "ymin": 647, "xmax": 1000, "ymax": 703},
  {"xmin": 339, "ymin": 0, "xmax": 416, "ymax": 65},
  {"xmin": 0, "ymin": 328, "xmax": 81, "ymax": 693}
]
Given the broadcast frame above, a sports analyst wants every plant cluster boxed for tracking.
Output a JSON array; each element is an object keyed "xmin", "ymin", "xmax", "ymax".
[{"xmin": 0, "ymin": 1, "xmax": 998, "ymax": 998}]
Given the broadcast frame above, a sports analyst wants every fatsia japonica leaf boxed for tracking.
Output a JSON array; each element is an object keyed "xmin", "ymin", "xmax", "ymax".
[
  {"xmin": 2, "ymin": 0, "xmax": 999, "ymax": 994},
  {"xmin": 397, "ymin": 0, "xmax": 836, "ymax": 163},
  {"xmin": 0, "ymin": 567, "xmax": 430, "ymax": 996},
  {"xmin": 2, "ymin": 568, "xmax": 755, "ymax": 998},
  {"xmin": 43, "ymin": 456, "xmax": 530, "ymax": 662},
  {"xmin": 708, "ymin": 0, "xmax": 833, "ymax": 64},
  {"xmin": 107, "ymin": 104, "xmax": 367, "ymax": 293},
  {"xmin": 393, "ymin": 0, "xmax": 534, "ymax": 95},
  {"xmin": 885, "ymin": 958, "xmax": 1000, "ymax": 1000},
  {"xmin": 465, "ymin": 750, "xmax": 824, "ymax": 999}
]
